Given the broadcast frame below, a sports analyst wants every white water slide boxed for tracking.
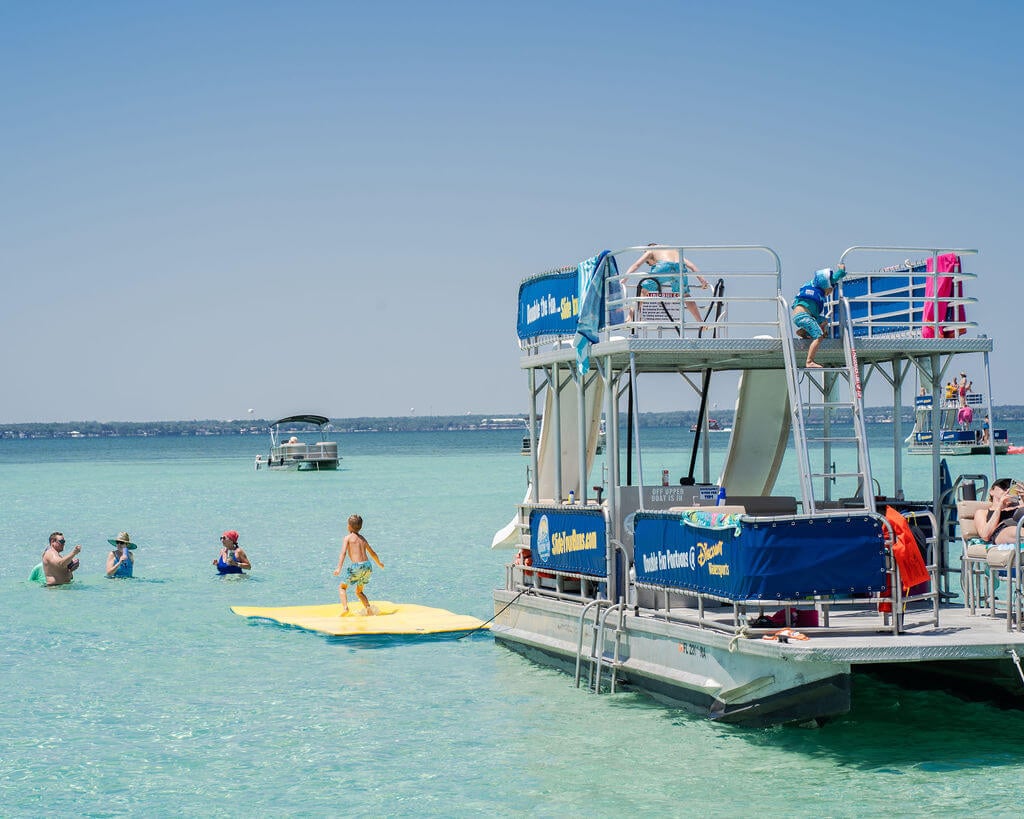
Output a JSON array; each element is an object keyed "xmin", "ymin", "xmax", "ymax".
[
  {"xmin": 717, "ymin": 369, "xmax": 791, "ymax": 496},
  {"xmin": 491, "ymin": 378, "xmax": 604, "ymax": 548}
]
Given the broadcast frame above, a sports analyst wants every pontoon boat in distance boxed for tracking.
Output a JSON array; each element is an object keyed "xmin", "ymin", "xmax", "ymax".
[
  {"xmin": 907, "ymin": 392, "xmax": 1008, "ymax": 455},
  {"xmin": 492, "ymin": 245, "xmax": 1024, "ymax": 728},
  {"xmin": 257, "ymin": 415, "xmax": 339, "ymax": 471}
]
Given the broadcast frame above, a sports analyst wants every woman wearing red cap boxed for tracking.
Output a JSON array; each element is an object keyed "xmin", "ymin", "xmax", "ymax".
[{"xmin": 213, "ymin": 530, "xmax": 251, "ymax": 575}]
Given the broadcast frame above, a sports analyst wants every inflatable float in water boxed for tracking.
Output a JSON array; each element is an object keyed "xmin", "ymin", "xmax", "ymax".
[{"xmin": 230, "ymin": 601, "xmax": 489, "ymax": 637}]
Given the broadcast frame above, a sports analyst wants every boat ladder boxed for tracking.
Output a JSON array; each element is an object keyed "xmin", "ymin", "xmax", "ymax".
[
  {"xmin": 573, "ymin": 599, "xmax": 627, "ymax": 694},
  {"xmin": 780, "ymin": 297, "xmax": 874, "ymax": 514}
]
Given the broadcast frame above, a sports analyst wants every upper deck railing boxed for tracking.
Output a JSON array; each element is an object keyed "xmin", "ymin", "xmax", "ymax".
[
  {"xmin": 516, "ymin": 244, "xmax": 981, "ymax": 353},
  {"xmin": 517, "ymin": 245, "xmax": 784, "ymax": 352},
  {"xmin": 834, "ymin": 246, "xmax": 979, "ymax": 339}
]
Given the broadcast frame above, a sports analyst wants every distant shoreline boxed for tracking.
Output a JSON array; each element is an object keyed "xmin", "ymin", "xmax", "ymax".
[{"xmin": 5, "ymin": 406, "xmax": 1024, "ymax": 440}]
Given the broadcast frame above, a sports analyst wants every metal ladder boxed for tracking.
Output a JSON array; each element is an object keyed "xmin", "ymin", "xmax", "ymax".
[
  {"xmin": 780, "ymin": 297, "xmax": 874, "ymax": 514},
  {"xmin": 573, "ymin": 599, "xmax": 626, "ymax": 694}
]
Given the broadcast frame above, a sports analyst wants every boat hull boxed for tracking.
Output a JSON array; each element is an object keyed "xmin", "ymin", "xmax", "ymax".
[
  {"xmin": 907, "ymin": 445, "xmax": 1007, "ymax": 456},
  {"xmin": 492, "ymin": 590, "xmax": 852, "ymax": 727},
  {"xmin": 296, "ymin": 460, "xmax": 339, "ymax": 471},
  {"xmin": 266, "ymin": 458, "xmax": 339, "ymax": 471}
]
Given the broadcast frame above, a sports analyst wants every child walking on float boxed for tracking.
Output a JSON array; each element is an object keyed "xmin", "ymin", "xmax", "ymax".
[{"xmin": 333, "ymin": 514, "xmax": 384, "ymax": 615}]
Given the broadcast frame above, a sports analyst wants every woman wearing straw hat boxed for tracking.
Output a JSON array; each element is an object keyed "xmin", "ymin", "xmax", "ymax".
[{"xmin": 105, "ymin": 532, "xmax": 136, "ymax": 578}]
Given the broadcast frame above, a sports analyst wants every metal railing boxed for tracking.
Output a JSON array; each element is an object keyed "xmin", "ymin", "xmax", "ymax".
[
  {"xmin": 835, "ymin": 246, "xmax": 979, "ymax": 339},
  {"xmin": 604, "ymin": 244, "xmax": 783, "ymax": 341}
]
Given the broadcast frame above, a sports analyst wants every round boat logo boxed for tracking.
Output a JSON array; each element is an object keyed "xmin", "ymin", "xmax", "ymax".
[{"xmin": 536, "ymin": 515, "xmax": 551, "ymax": 563}]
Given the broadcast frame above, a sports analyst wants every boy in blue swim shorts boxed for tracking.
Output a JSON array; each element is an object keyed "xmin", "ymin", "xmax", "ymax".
[
  {"xmin": 791, "ymin": 263, "xmax": 846, "ymax": 368},
  {"xmin": 626, "ymin": 244, "xmax": 710, "ymax": 325},
  {"xmin": 333, "ymin": 514, "xmax": 385, "ymax": 615}
]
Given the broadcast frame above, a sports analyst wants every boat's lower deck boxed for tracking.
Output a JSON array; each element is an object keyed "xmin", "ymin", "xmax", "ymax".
[
  {"xmin": 492, "ymin": 587, "xmax": 1024, "ymax": 726},
  {"xmin": 639, "ymin": 598, "xmax": 1024, "ymax": 660}
]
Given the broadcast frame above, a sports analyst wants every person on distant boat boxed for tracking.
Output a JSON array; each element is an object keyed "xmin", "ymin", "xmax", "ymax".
[
  {"xmin": 973, "ymin": 479, "xmax": 1024, "ymax": 545},
  {"xmin": 790, "ymin": 264, "xmax": 846, "ymax": 368},
  {"xmin": 333, "ymin": 514, "xmax": 384, "ymax": 615},
  {"xmin": 42, "ymin": 531, "xmax": 81, "ymax": 586},
  {"xmin": 957, "ymin": 373, "xmax": 971, "ymax": 407},
  {"xmin": 214, "ymin": 530, "xmax": 250, "ymax": 574},
  {"xmin": 105, "ymin": 532, "xmax": 136, "ymax": 578},
  {"xmin": 626, "ymin": 244, "xmax": 709, "ymax": 325}
]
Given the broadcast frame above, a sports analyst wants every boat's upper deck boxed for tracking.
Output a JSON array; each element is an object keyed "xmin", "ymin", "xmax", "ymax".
[
  {"xmin": 517, "ymin": 244, "xmax": 987, "ymax": 374},
  {"xmin": 526, "ymin": 334, "xmax": 994, "ymax": 374}
]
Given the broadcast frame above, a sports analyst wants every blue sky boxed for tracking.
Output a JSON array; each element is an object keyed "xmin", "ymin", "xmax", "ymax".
[{"xmin": 2, "ymin": 1, "xmax": 1022, "ymax": 422}]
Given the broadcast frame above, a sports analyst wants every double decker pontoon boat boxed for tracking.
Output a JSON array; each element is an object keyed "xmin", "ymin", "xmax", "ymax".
[
  {"xmin": 256, "ymin": 414, "xmax": 340, "ymax": 471},
  {"xmin": 491, "ymin": 245, "xmax": 1023, "ymax": 727},
  {"xmin": 907, "ymin": 391, "xmax": 1008, "ymax": 455}
]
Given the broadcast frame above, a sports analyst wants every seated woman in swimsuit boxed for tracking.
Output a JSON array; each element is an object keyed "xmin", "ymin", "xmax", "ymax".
[{"xmin": 973, "ymin": 479, "xmax": 1024, "ymax": 545}]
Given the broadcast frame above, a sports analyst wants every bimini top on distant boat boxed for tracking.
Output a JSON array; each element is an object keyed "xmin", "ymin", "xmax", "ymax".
[{"xmin": 256, "ymin": 415, "xmax": 340, "ymax": 471}]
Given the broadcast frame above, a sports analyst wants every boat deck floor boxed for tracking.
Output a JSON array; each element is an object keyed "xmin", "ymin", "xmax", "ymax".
[{"xmin": 633, "ymin": 602, "xmax": 1024, "ymax": 663}]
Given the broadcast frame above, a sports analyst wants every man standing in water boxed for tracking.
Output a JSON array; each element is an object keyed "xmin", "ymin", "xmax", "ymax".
[{"xmin": 42, "ymin": 531, "xmax": 81, "ymax": 586}]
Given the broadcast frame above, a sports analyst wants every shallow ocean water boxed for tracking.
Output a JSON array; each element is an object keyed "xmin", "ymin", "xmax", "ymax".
[{"xmin": 3, "ymin": 428, "xmax": 1024, "ymax": 817}]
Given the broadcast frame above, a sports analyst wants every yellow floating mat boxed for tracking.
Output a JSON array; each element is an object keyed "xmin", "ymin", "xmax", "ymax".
[{"xmin": 230, "ymin": 601, "xmax": 489, "ymax": 637}]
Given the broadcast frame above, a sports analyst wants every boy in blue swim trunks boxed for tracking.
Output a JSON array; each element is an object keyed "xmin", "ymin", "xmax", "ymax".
[
  {"xmin": 626, "ymin": 244, "xmax": 709, "ymax": 324},
  {"xmin": 333, "ymin": 514, "xmax": 384, "ymax": 615},
  {"xmin": 791, "ymin": 263, "xmax": 846, "ymax": 368}
]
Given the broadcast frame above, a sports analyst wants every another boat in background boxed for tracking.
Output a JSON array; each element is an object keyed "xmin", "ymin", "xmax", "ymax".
[
  {"xmin": 907, "ymin": 392, "xmax": 1008, "ymax": 456},
  {"xmin": 256, "ymin": 414, "xmax": 340, "ymax": 471},
  {"xmin": 690, "ymin": 418, "xmax": 731, "ymax": 433}
]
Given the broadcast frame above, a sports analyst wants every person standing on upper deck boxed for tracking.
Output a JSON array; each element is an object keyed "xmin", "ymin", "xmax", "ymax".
[
  {"xmin": 790, "ymin": 264, "xmax": 846, "ymax": 368},
  {"xmin": 958, "ymin": 372, "xmax": 971, "ymax": 407},
  {"xmin": 626, "ymin": 244, "xmax": 709, "ymax": 325}
]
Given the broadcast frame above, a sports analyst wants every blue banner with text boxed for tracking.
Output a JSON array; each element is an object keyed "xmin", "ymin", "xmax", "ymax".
[
  {"xmin": 530, "ymin": 508, "xmax": 606, "ymax": 576},
  {"xmin": 517, "ymin": 270, "xmax": 579, "ymax": 339},
  {"xmin": 634, "ymin": 512, "xmax": 886, "ymax": 600}
]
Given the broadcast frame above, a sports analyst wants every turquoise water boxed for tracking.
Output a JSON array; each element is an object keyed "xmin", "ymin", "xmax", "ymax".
[{"xmin": 3, "ymin": 429, "xmax": 1024, "ymax": 817}]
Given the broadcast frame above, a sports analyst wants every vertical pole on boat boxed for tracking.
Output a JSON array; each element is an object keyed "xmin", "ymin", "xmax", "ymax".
[
  {"xmin": 577, "ymin": 371, "xmax": 588, "ymax": 504},
  {"xmin": 626, "ymin": 377, "xmax": 634, "ymax": 486},
  {"xmin": 603, "ymin": 358, "xmax": 618, "ymax": 516},
  {"xmin": 553, "ymin": 363, "xmax": 564, "ymax": 504},
  {"xmin": 600, "ymin": 358, "xmax": 618, "ymax": 604},
  {"xmin": 892, "ymin": 359, "xmax": 906, "ymax": 499},
  {"xmin": 930, "ymin": 352, "xmax": 943, "ymax": 550},
  {"xmin": 528, "ymin": 367, "xmax": 539, "ymax": 504},
  {"xmin": 822, "ymin": 373, "xmax": 835, "ymax": 503},
  {"xmin": 687, "ymin": 369, "xmax": 712, "ymax": 484},
  {"xmin": 630, "ymin": 353, "xmax": 645, "ymax": 510},
  {"xmin": 983, "ymin": 350, "xmax": 998, "ymax": 479},
  {"xmin": 701, "ymin": 396, "xmax": 711, "ymax": 485}
]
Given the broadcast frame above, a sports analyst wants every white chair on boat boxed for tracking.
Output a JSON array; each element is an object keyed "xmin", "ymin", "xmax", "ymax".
[
  {"xmin": 985, "ymin": 527, "xmax": 1024, "ymax": 631},
  {"xmin": 958, "ymin": 499, "xmax": 992, "ymax": 614}
]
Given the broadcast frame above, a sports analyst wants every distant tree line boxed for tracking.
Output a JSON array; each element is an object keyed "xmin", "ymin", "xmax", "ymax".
[{"xmin": 4, "ymin": 406, "xmax": 1024, "ymax": 439}]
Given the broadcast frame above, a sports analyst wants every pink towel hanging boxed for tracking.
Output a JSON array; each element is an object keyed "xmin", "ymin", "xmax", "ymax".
[{"xmin": 922, "ymin": 254, "xmax": 963, "ymax": 338}]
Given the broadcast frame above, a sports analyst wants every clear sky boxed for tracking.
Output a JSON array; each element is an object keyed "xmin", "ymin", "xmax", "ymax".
[{"xmin": 3, "ymin": 1, "xmax": 1022, "ymax": 422}]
